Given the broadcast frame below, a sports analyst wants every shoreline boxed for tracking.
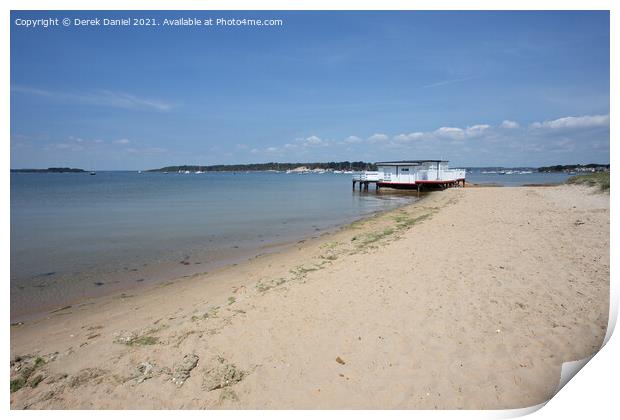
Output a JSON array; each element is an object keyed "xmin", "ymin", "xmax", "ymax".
[
  {"xmin": 11, "ymin": 191, "xmax": 424, "ymax": 323},
  {"xmin": 10, "ymin": 185, "xmax": 609, "ymax": 409}
]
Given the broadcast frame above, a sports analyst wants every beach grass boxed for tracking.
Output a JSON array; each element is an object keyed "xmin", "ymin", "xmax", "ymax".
[
  {"xmin": 567, "ymin": 172, "xmax": 610, "ymax": 191},
  {"xmin": 10, "ymin": 377, "xmax": 26, "ymax": 393}
]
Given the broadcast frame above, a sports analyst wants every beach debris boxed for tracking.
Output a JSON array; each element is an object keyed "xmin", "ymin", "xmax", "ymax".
[
  {"xmin": 113, "ymin": 328, "xmax": 160, "ymax": 346},
  {"xmin": 93, "ymin": 282, "xmax": 105, "ymax": 286},
  {"xmin": 256, "ymin": 277, "xmax": 287, "ymax": 292},
  {"xmin": 219, "ymin": 388, "xmax": 239, "ymax": 403},
  {"xmin": 10, "ymin": 354, "xmax": 51, "ymax": 392},
  {"xmin": 202, "ymin": 356, "xmax": 245, "ymax": 391},
  {"xmin": 43, "ymin": 372, "xmax": 68, "ymax": 385},
  {"xmin": 232, "ymin": 285, "xmax": 246, "ymax": 294},
  {"xmin": 336, "ymin": 356, "xmax": 346, "ymax": 365},
  {"xmin": 173, "ymin": 329, "xmax": 201, "ymax": 347},
  {"xmin": 171, "ymin": 354, "xmax": 200, "ymax": 387},
  {"xmin": 50, "ymin": 305, "xmax": 72, "ymax": 314},
  {"xmin": 135, "ymin": 361, "xmax": 156, "ymax": 384},
  {"xmin": 191, "ymin": 306, "xmax": 220, "ymax": 321},
  {"xmin": 29, "ymin": 374, "xmax": 45, "ymax": 388},
  {"xmin": 574, "ymin": 219, "xmax": 585, "ymax": 226},
  {"xmin": 68, "ymin": 367, "xmax": 107, "ymax": 388},
  {"xmin": 36, "ymin": 271, "xmax": 57, "ymax": 277}
]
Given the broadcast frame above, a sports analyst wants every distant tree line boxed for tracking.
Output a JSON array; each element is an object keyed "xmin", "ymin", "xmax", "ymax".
[
  {"xmin": 11, "ymin": 167, "xmax": 86, "ymax": 173},
  {"xmin": 537, "ymin": 164, "xmax": 610, "ymax": 173},
  {"xmin": 147, "ymin": 161, "xmax": 377, "ymax": 172}
]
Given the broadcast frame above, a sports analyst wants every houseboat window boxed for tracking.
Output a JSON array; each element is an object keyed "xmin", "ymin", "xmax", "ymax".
[{"xmin": 401, "ymin": 168, "xmax": 409, "ymax": 172}]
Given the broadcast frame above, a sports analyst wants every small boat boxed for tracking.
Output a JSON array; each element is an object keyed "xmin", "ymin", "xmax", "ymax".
[
  {"xmin": 89, "ymin": 171, "xmax": 96, "ymax": 175},
  {"xmin": 137, "ymin": 170, "xmax": 142, "ymax": 174}
]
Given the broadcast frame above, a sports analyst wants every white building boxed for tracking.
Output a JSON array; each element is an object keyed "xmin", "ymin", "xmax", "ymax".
[{"xmin": 352, "ymin": 160, "xmax": 466, "ymax": 190}]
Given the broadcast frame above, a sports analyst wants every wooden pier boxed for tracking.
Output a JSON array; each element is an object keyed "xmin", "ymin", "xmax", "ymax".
[
  {"xmin": 352, "ymin": 178, "xmax": 465, "ymax": 195},
  {"xmin": 352, "ymin": 180, "xmax": 379, "ymax": 191}
]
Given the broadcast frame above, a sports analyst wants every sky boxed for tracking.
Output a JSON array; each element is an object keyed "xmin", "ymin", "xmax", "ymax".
[{"xmin": 10, "ymin": 10, "xmax": 610, "ymax": 170}]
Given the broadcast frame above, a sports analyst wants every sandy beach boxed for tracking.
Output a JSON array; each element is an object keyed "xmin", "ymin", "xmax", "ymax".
[{"xmin": 9, "ymin": 184, "xmax": 609, "ymax": 409}]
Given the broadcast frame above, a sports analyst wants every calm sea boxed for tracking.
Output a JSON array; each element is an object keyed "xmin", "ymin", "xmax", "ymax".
[
  {"xmin": 10, "ymin": 169, "xmax": 570, "ymax": 319},
  {"xmin": 10, "ymin": 171, "xmax": 414, "ymax": 319}
]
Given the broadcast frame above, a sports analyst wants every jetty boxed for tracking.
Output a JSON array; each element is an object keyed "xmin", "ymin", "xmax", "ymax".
[{"xmin": 352, "ymin": 160, "xmax": 466, "ymax": 193}]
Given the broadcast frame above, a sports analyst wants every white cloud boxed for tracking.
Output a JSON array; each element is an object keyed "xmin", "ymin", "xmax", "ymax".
[
  {"xmin": 113, "ymin": 138, "xmax": 131, "ymax": 145},
  {"xmin": 367, "ymin": 133, "xmax": 389, "ymax": 143},
  {"xmin": 530, "ymin": 114, "xmax": 609, "ymax": 131},
  {"xmin": 343, "ymin": 135, "xmax": 363, "ymax": 144},
  {"xmin": 304, "ymin": 135, "xmax": 324, "ymax": 145},
  {"xmin": 393, "ymin": 132, "xmax": 425, "ymax": 143},
  {"xmin": 500, "ymin": 120, "xmax": 520, "ymax": 129},
  {"xmin": 206, "ymin": 113, "xmax": 607, "ymax": 165},
  {"xmin": 465, "ymin": 124, "xmax": 491, "ymax": 138},
  {"xmin": 54, "ymin": 143, "xmax": 84, "ymax": 151},
  {"xmin": 298, "ymin": 135, "xmax": 331, "ymax": 147},
  {"xmin": 434, "ymin": 127, "xmax": 465, "ymax": 140}
]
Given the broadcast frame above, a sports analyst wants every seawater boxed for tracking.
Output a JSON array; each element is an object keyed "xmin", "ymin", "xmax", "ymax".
[{"xmin": 10, "ymin": 171, "xmax": 413, "ymax": 318}]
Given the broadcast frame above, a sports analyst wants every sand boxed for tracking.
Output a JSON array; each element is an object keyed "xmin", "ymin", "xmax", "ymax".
[{"xmin": 10, "ymin": 184, "xmax": 609, "ymax": 409}]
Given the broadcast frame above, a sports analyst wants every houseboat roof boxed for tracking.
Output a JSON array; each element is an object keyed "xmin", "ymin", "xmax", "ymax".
[{"xmin": 375, "ymin": 160, "xmax": 448, "ymax": 166}]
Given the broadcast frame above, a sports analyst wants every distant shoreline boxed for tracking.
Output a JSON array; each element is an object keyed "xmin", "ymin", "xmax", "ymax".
[
  {"xmin": 11, "ymin": 167, "xmax": 86, "ymax": 173},
  {"xmin": 11, "ymin": 163, "xmax": 610, "ymax": 174}
]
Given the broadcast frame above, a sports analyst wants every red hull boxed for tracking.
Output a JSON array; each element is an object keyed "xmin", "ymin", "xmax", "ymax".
[{"xmin": 377, "ymin": 179, "xmax": 465, "ymax": 188}]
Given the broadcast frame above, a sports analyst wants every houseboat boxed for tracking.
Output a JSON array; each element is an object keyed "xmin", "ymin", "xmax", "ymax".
[{"xmin": 352, "ymin": 160, "xmax": 466, "ymax": 191}]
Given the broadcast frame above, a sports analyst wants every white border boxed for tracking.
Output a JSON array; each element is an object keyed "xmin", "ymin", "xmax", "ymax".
[{"xmin": 4, "ymin": 1, "xmax": 617, "ymax": 419}]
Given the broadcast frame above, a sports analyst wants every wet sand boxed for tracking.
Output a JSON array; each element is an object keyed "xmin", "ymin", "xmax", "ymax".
[{"xmin": 10, "ymin": 185, "xmax": 609, "ymax": 409}]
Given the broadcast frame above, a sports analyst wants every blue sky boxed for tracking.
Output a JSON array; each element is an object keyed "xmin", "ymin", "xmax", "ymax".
[{"xmin": 11, "ymin": 11, "xmax": 610, "ymax": 169}]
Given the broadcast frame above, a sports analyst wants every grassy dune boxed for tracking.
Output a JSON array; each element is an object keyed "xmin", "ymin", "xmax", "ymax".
[{"xmin": 567, "ymin": 172, "xmax": 610, "ymax": 191}]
